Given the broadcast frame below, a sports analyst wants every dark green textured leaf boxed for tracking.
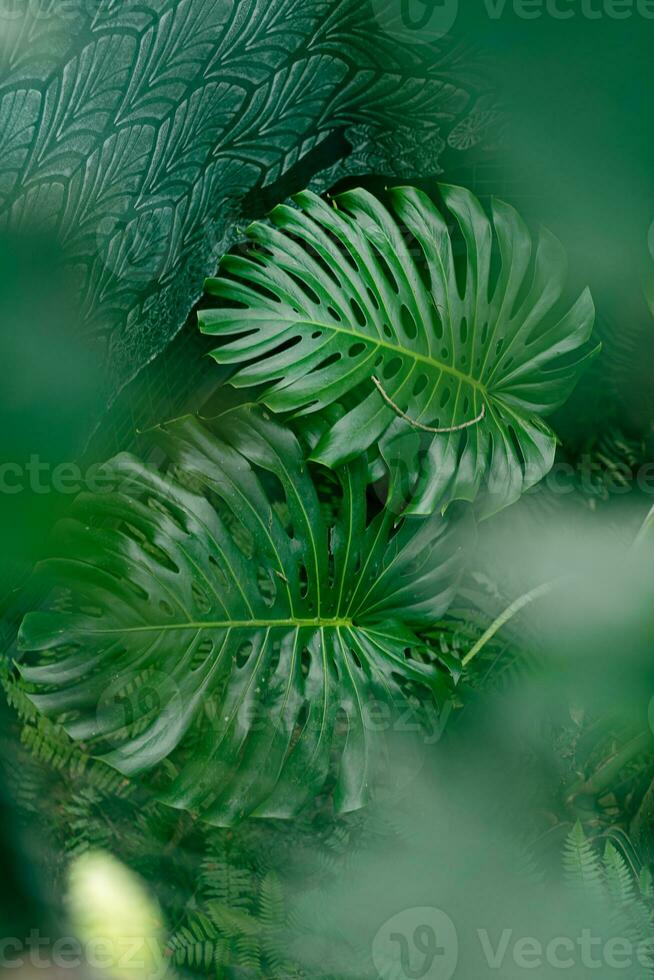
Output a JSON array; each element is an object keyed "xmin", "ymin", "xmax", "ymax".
[
  {"xmin": 0, "ymin": 0, "xmax": 487, "ymax": 410},
  {"xmin": 17, "ymin": 408, "xmax": 472, "ymax": 824},
  {"xmin": 201, "ymin": 184, "xmax": 598, "ymax": 517}
]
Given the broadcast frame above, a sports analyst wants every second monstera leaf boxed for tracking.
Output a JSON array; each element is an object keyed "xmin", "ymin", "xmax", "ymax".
[
  {"xmin": 201, "ymin": 183, "xmax": 597, "ymax": 517},
  {"xmin": 17, "ymin": 408, "xmax": 471, "ymax": 825}
]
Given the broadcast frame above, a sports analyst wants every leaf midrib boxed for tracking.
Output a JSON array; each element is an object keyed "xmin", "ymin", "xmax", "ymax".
[
  {"xmin": 274, "ymin": 317, "xmax": 488, "ymax": 394},
  {"xmin": 77, "ymin": 617, "xmax": 355, "ymax": 634}
]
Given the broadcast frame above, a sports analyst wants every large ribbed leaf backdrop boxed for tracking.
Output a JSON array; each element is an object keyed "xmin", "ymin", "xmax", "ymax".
[
  {"xmin": 200, "ymin": 184, "xmax": 598, "ymax": 516},
  {"xmin": 0, "ymin": 0, "xmax": 492, "ymax": 410}
]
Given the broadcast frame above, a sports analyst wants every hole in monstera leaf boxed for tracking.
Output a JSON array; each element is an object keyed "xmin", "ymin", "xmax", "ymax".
[
  {"xmin": 311, "ymin": 330, "xmax": 322, "ymax": 340},
  {"xmin": 207, "ymin": 555, "xmax": 228, "ymax": 590},
  {"xmin": 192, "ymin": 638, "xmax": 214, "ymax": 670},
  {"xmin": 440, "ymin": 387, "xmax": 452, "ymax": 408},
  {"xmin": 349, "ymin": 646, "xmax": 362, "ymax": 669},
  {"xmin": 327, "ymin": 305, "xmax": 342, "ymax": 322},
  {"xmin": 327, "ymin": 539, "xmax": 336, "ymax": 589},
  {"xmin": 441, "ymin": 347, "xmax": 449, "ymax": 360},
  {"xmin": 146, "ymin": 544, "xmax": 179, "ymax": 574},
  {"xmin": 388, "ymin": 517, "xmax": 405, "ymax": 540},
  {"xmin": 376, "ymin": 249, "xmax": 401, "ymax": 294},
  {"xmin": 310, "ymin": 352, "xmax": 342, "ymax": 374},
  {"xmin": 287, "ymin": 273, "xmax": 320, "ymax": 306},
  {"xmin": 451, "ymin": 235, "xmax": 467, "ymax": 297},
  {"xmin": 401, "ymin": 305, "xmax": 418, "ymax": 340},
  {"xmin": 303, "ymin": 239, "xmax": 340, "ymax": 276},
  {"xmin": 249, "ymin": 280, "xmax": 284, "ymax": 306},
  {"xmin": 296, "ymin": 701, "xmax": 309, "ymax": 731},
  {"xmin": 147, "ymin": 496, "xmax": 186, "ymax": 533},
  {"xmin": 215, "ymin": 503, "xmax": 255, "ymax": 559},
  {"xmin": 191, "ymin": 582, "xmax": 212, "ymax": 615},
  {"xmin": 300, "ymin": 647, "xmax": 311, "ymax": 678},
  {"xmin": 256, "ymin": 566, "xmax": 276, "ymax": 607},
  {"xmin": 260, "ymin": 471, "xmax": 286, "ymax": 508},
  {"xmin": 507, "ymin": 424, "xmax": 527, "ymax": 473},
  {"xmin": 158, "ymin": 599, "xmax": 174, "ymax": 617},
  {"xmin": 333, "ymin": 706, "xmax": 349, "ymax": 743},
  {"xmin": 131, "ymin": 534, "xmax": 179, "ymax": 575},
  {"xmin": 46, "ymin": 642, "xmax": 80, "ymax": 659},
  {"xmin": 351, "ymin": 298, "xmax": 366, "ymax": 327},
  {"xmin": 430, "ymin": 299, "xmax": 444, "ymax": 340},
  {"xmin": 413, "ymin": 375, "xmax": 428, "ymax": 396},
  {"xmin": 348, "ymin": 342, "xmax": 366, "ymax": 358},
  {"xmin": 327, "ymin": 651, "xmax": 340, "ymax": 681},
  {"xmin": 496, "ymin": 337, "xmax": 505, "ymax": 357},
  {"xmin": 382, "ymin": 322, "xmax": 393, "ymax": 338},
  {"xmin": 48, "ymin": 587, "xmax": 73, "ymax": 613},
  {"xmin": 270, "ymin": 639, "xmax": 281, "ymax": 673},
  {"xmin": 298, "ymin": 563, "xmax": 308, "ymax": 599},
  {"xmin": 382, "ymin": 357, "xmax": 402, "ymax": 380},
  {"xmin": 236, "ymin": 641, "xmax": 253, "ymax": 669},
  {"xmin": 367, "ymin": 287, "xmax": 380, "ymax": 311},
  {"xmin": 117, "ymin": 575, "xmax": 150, "ymax": 601}
]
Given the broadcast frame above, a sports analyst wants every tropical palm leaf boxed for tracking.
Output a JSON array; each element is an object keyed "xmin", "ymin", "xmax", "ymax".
[
  {"xmin": 200, "ymin": 183, "xmax": 597, "ymax": 516},
  {"xmin": 16, "ymin": 407, "xmax": 472, "ymax": 825}
]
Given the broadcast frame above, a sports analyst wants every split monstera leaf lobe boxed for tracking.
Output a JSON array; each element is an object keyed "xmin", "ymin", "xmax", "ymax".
[
  {"xmin": 17, "ymin": 408, "xmax": 473, "ymax": 825},
  {"xmin": 200, "ymin": 183, "xmax": 598, "ymax": 517}
]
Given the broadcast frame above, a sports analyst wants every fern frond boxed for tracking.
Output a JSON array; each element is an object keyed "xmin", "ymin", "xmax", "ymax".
[
  {"xmin": 563, "ymin": 821, "xmax": 605, "ymax": 899},
  {"xmin": 604, "ymin": 841, "xmax": 637, "ymax": 906},
  {"xmin": 640, "ymin": 868, "xmax": 654, "ymax": 900},
  {"xmin": 200, "ymin": 837, "xmax": 255, "ymax": 912},
  {"xmin": 168, "ymin": 912, "xmax": 227, "ymax": 971},
  {"xmin": 259, "ymin": 872, "xmax": 285, "ymax": 930}
]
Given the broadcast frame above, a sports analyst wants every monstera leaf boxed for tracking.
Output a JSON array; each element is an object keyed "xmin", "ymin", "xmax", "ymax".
[
  {"xmin": 200, "ymin": 184, "xmax": 597, "ymax": 516},
  {"xmin": 17, "ymin": 408, "xmax": 472, "ymax": 825}
]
